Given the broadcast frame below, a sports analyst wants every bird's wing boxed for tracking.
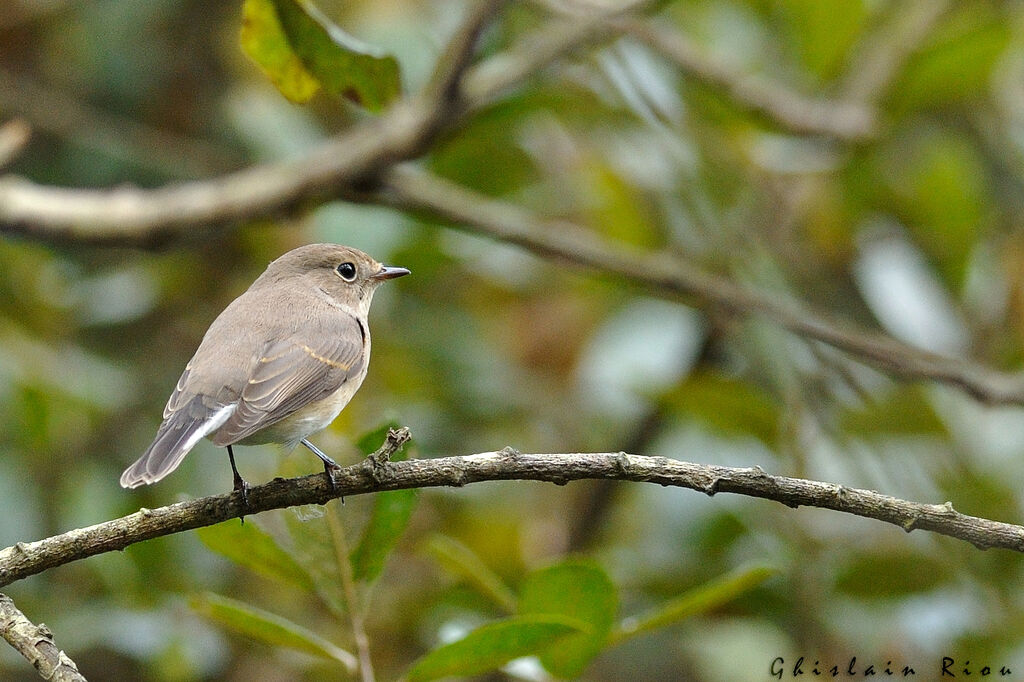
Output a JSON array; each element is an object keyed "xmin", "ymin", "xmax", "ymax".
[
  {"xmin": 119, "ymin": 396, "xmax": 236, "ymax": 488},
  {"xmin": 209, "ymin": 311, "xmax": 366, "ymax": 446},
  {"xmin": 121, "ymin": 306, "xmax": 366, "ymax": 488}
]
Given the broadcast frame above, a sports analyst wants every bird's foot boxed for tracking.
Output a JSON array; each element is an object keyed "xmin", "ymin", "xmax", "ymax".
[
  {"xmin": 233, "ymin": 475, "xmax": 252, "ymax": 522},
  {"xmin": 323, "ymin": 460, "xmax": 343, "ymax": 499},
  {"xmin": 302, "ymin": 439, "xmax": 343, "ymax": 498},
  {"xmin": 227, "ymin": 445, "xmax": 252, "ymax": 520}
]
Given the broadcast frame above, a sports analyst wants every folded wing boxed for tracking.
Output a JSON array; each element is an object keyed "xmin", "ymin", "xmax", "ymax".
[{"xmin": 120, "ymin": 311, "xmax": 365, "ymax": 487}]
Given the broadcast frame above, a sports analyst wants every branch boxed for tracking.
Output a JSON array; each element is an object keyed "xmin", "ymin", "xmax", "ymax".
[
  {"xmin": 839, "ymin": 0, "xmax": 952, "ymax": 106},
  {"xmin": 0, "ymin": 2, "xmax": 630, "ymax": 246},
  {"xmin": 2, "ymin": 428, "xmax": 1024, "ymax": 590},
  {"xmin": 369, "ymin": 167, "xmax": 1024, "ymax": 405},
  {"xmin": 0, "ymin": 593, "xmax": 87, "ymax": 682},
  {"xmin": 611, "ymin": 0, "xmax": 950, "ymax": 142},
  {"xmin": 1, "ymin": 2, "xmax": 1016, "ymax": 407},
  {"xmin": 325, "ymin": 506, "xmax": 375, "ymax": 682},
  {"xmin": 614, "ymin": 18, "xmax": 876, "ymax": 141},
  {"xmin": 461, "ymin": 1, "xmax": 648, "ymax": 107}
]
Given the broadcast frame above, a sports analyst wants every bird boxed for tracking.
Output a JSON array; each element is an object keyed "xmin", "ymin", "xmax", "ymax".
[{"xmin": 120, "ymin": 243, "xmax": 409, "ymax": 499}]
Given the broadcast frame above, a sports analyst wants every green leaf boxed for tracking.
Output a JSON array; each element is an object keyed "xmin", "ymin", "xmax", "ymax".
[
  {"xmin": 518, "ymin": 560, "xmax": 617, "ymax": 678},
  {"xmin": 890, "ymin": 7, "xmax": 1010, "ymax": 114},
  {"xmin": 663, "ymin": 371, "xmax": 781, "ymax": 447},
  {"xmin": 283, "ymin": 506, "xmax": 347, "ymax": 618},
  {"xmin": 611, "ymin": 565, "xmax": 776, "ymax": 644},
  {"xmin": 834, "ymin": 552, "xmax": 949, "ymax": 598},
  {"xmin": 240, "ymin": 0, "xmax": 401, "ymax": 110},
  {"xmin": 775, "ymin": 0, "xmax": 867, "ymax": 81},
  {"xmin": 405, "ymin": 615, "xmax": 585, "ymax": 682},
  {"xmin": 861, "ymin": 126, "xmax": 991, "ymax": 284},
  {"xmin": 423, "ymin": 534, "xmax": 517, "ymax": 613},
  {"xmin": 840, "ymin": 385, "xmax": 946, "ymax": 437},
  {"xmin": 578, "ymin": 157, "xmax": 663, "ymax": 249},
  {"xmin": 192, "ymin": 592, "xmax": 356, "ymax": 670},
  {"xmin": 196, "ymin": 520, "xmax": 314, "ymax": 592},
  {"xmin": 350, "ymin": 488, "xmax": 418, "ymax": 583},
  {"xmin": 240, "ymin": 0, "xmax": 320, "ymax": 102}
]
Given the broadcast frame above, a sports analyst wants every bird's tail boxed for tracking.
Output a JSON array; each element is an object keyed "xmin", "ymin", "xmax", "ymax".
[{"xmin": 120, "ymin": 403, "xmax": 236, "ymax": 488}]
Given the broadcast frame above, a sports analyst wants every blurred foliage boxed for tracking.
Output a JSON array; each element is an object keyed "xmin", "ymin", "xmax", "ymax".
[{"xmin": 3, "ymin": 0, "xmax": 1024, "ymax": 680}]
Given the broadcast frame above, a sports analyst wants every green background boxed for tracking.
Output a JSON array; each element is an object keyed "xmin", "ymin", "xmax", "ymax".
[{"xmin": 1, "ymin": 0, "xmax": 1024, "ymax": 679}]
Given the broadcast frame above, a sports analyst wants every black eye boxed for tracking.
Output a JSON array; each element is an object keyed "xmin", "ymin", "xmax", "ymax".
[{"xmin": 336, "ymin": 262, "xmax": 357, "ymax": 281}]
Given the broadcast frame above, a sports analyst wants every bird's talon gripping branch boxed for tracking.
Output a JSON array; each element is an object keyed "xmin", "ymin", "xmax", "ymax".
[{"xmin": 227, "ymin": 445, "xmax": 252, "ymax": 512}]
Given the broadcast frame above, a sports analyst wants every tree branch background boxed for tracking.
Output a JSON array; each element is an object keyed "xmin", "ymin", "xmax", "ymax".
[{"xmin": 2, "ymin": 0, "xmax": 1024, "ymax": 680}]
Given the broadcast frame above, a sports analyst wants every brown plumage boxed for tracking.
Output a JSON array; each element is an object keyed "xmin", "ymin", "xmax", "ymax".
[{"xmin": 120, "ymin": 244, "xmax": 409, "ymax": 490}]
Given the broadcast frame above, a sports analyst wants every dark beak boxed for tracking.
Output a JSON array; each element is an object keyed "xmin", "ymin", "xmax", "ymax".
[{"xmin": 372, "ymin": 265, "xmax": 410, "ymax": 280}]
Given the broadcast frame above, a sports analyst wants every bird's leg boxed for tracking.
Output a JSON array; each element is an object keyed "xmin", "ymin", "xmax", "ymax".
[
  {"xmin": 301, "ymin": 438, "xmax": 340, "ymax": 492},
  {"xmin": 227, "ymin": 445, "xmax": 251, "ymax": 510}
]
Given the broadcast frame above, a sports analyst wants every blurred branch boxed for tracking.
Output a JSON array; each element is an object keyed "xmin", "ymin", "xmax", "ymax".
[
  {"xmin": 612, "ymin": 0, "xmax": 950, "ymax": 142},
  {"xmin": 325, "ymin": 505, "xmax": 376, "ymax": 682},
  {"xmin": 615, "ymin": 18, "xmax": 876, "ymax": 141},
  {"xmin": 0, "ymin": 0, "xmax": 1014, "ymax": 407},
  {"xmin": 0, "ymin": 90, "xmax": 454, "ymax": 245},
  {"xmin": 0, "ymin": 593, "xmax": 87, "ymax": 682},
  {"xmin": 0, "ymin": 1, "xmax": 639, "ymax": 245},
  {"xmin": 2, "ymin": 427, "xmax": 1024, "ymax": 591},
  {"xmin": 840, "ymin": 0, "xmax": 952, "ymax": 106},
  {"xmin": 370, "ymin": 167, "xmax": 1024, "ymax": 405},
  {"xmin": 427, "ymin": 0, "xmax": 505, "ymax": 106},
  {"xmin": 462, "ymin": 1, "xmax": 646, "ymax": 107}
]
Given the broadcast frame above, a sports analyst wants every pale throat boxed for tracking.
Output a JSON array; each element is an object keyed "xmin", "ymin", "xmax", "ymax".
[{"xmin": 314, "ymin": 284, "xmax": 376, "ymax": 318}]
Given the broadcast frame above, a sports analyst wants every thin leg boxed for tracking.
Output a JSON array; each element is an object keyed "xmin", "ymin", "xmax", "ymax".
[
  {"xmin": 301, "ymin": 438, "xmax": 340, "ymax": 492},
  {"xmin": 227, "ymin": 445, "xmax": 251, "ymax": 509}
]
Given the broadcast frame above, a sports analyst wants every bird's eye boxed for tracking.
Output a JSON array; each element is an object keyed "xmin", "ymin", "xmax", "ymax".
[{"xmin": 336, "ymin": 262, "xmax": 357, "ymax": 282}]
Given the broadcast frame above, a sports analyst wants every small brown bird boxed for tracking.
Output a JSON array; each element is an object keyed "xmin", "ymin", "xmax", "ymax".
[{"xmin": 120, "ymin": 244, "xmax": 409, "ymax": 496}]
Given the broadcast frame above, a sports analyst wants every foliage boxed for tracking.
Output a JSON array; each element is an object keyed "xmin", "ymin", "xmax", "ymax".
[{"xmin": 2, "ymin": 0, "xmax": 1024, "ymax": 680}]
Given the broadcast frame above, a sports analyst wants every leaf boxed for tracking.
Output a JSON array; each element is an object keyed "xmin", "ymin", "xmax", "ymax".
[
  {"xmin": 240, "ymin": 0, "xmax": 401, "ymax": 110},
  {"xmin": 662, "ymin": 371, "xmax": 781, "ymax": 447},
  {"xmin": 404, "ymin": 615, "xmax": 586, "ymax": 682},
  {"xmin": 283, "ymin": 505, "xmax": 347, "ymax": 618},
  {"xmin": 350, "ymin": 422, "xmax": 418, "ymax": 583},
  {"xmin": 611, "ymin": 565, "xmax": 776, "ymax": 644},
  {"xmin": 518, "ymin": 560, "xmax": 618, "ymax": 678},
  {"xmin": 860, "ymin": 126, "xmax": 991, "ymax": 284},
  {"xmin": 196, "ymin": 520, "xmax": 314, "ymax": 592},
  {"xmin": 840, "ymin": 385, "xmax": 946, "ymax": 437},
  {"xmin": 775, "ymin": 0, "xmax": 867, "ymax": 81},
  {"xmin": 890, "ymin": 7, "xmax": 1010, "ymax": 114},
  {"xmin": 577, "ymin": 156, "xmax": 663, "ymax": 249},
  {"xmin": 240, "ymin": 0, "xmax": 320, "ymax": 102},
  {"xmin": 834, "ymin": 552, "xmax": 949, "ymax": 598},
  {"xmin": 350, "ymin": 488, "xmax": 418, "ymax": 583},
  {"xmin": 423, "ymin": 534, "xmax": 517, "ymax": 613},
  {"xmin": 192, "ymin": 592, "xmax": 356, "ymax": 670}
]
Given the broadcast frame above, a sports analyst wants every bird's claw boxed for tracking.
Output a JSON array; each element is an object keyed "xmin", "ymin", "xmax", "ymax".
[{"xmin": 324, "ymin": 461, "xmax": 342, "ymax": 494}]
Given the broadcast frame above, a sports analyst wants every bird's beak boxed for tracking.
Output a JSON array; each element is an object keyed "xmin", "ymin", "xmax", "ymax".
[{"xmin": 372, "ymin": 265, "xmax": 410, "ymax": 280}]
